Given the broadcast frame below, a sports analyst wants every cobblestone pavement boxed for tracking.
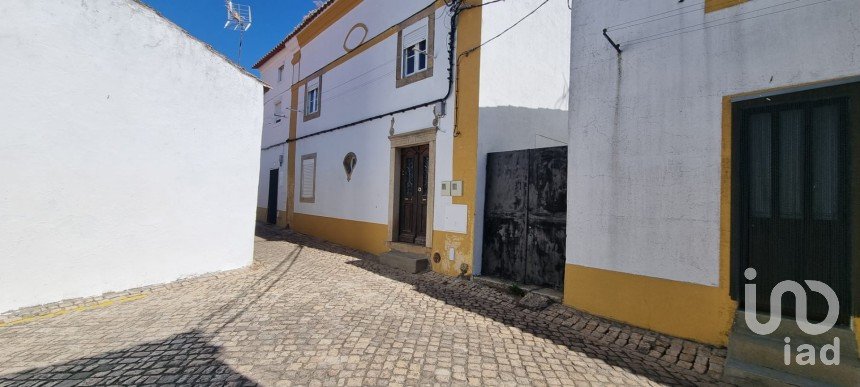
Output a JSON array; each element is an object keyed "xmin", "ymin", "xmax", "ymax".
[{"xmin": 0, "ymin": 225, "xmax": 730, "ymax": 386}]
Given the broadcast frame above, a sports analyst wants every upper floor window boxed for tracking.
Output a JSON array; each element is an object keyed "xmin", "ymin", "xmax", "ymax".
[
  {"xmin": 396, "ymin": 13, "xmax": 434, "ymax": 88},
  {"xmin": 274, "ymin": 101, "xmax": 282, "ymax": 123},
  {"xmin": 304, "ymin": 76, "xmax": 322, "ymax": 121},
  {"xmin": 403, "ymin": 40, "xmax": 428, "ymax": 77},
  {"xmin": 278, "ymin": 65, "xmax": 285, "ymax": 83}
]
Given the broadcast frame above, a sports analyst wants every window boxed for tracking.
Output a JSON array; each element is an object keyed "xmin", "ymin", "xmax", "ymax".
[
  {"xmin": 278, "ymin": 65, "xmax": 284, "ymax": 83},
  {"xmin": 403, "ymin": 40, "xmax": 428, "ymax": 77},
  {"xmin": 306, "ymin": 87, "xmax": 319, "ymax": 114},
  {"xmin": 300, "ymin": 154, "xmax": 316, "ymax": 203},
  {"xmin": 274, "ymin": 101, "xmax": 282, "ymax": 123},
  {"xmin": 304, "ymin": 77, "xmax": 322, "ymax": 121},
  {"xmin": 396, "ymin": 14, "xmax": 434, "ymax": 88}
]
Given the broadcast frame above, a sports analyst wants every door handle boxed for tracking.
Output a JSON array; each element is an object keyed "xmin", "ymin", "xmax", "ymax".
[{"xmin": 418, "ymin": 187, "xmax": 423, "ymax": 192}]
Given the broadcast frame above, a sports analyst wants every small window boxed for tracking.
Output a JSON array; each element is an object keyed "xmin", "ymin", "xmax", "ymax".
[
  {"xmin": 304, "ymin": 77, "xmax": 322, "ymax": 121},
  {"xmin": 274, "ymin": 101, "xmax": 282, "ymax": 123},
  {"xmin": 306, "ymin": 87, "xmax": 319, "ymax": 115},
  {"xmin": 300, "ymin": 154, "xmax": 316, "ymax": 203},
  {"xmin": 278, "ymin": 65, "xmax": 284, "ymax": 83},
  {"xmin": 403, "ymin": 40, "xmax": 428, "ymax": 77},
  {"xmin": 396, "ymin": 14, "xmax": 434, "ymax": 88}
]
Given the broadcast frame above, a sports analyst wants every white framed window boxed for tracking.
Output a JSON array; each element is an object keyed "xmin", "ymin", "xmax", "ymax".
[
  {"xmin": 402, "ymin": 40, "xmax": 428, "ymax": 77},
  {"xmin": 300, "ymin": 153, "xmax": 316, "ymax": 203},
  {"xmin": 306, "ymin": 87, "xmax": 319, "ymax": 114},
  {"xmin": 278, "ymin": 65, "xmax": 284, "ymax": 83},
  {"xmin": 396, "ymin": 15, "xmax": 433, "ymax": 88},
  {"xmin": 304, "ymin": 77, "xmax": 321, "ymax": 120}
]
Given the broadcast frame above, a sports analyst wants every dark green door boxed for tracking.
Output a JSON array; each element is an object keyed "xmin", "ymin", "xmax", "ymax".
[{"xmin": 739, "ymin": 98, "xmax": 851, "ymax": 324}]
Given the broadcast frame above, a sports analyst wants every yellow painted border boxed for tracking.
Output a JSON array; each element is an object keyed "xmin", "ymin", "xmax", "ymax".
[
  {"xmin": 296, "ymin": 0, "xmax": 363, "ymax": 46},
  {"xmin": 0, "ymin": 294, "xmax": 146, "ymax": 328},
  {"xmin": 564, "ymin": 265, "xmax": 735, "ymax": 346},
  {"xmin": 429, "ymin": 0, "xmax": 482, "ymax": 277},
  {"xmin": 562, "ymin": 96, "xmax": 739, "ymax": 346},
  {"xmin": 705, "ymin": 0, "xmax": 747, "ymax": 13},
  {"xmin": 292, "ymin": 212, "xmax": 389, "ymax": 255}
]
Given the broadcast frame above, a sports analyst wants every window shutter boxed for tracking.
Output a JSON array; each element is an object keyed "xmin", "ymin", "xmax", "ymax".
[
  {"xmin": 301, "ymin": 157, "xmax": 316, "ymax": 199},
  {"xmin": 307, "ymin": 77, "xmax": 320, "ymax": 91},
  {"xmin": 402, "ymin": 18, "xmax": 428, "ymax": 49}
]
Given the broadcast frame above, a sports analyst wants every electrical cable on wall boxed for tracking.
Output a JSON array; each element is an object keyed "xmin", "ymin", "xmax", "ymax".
[
  {"xmin": 262, "ymin": 9, "xmax": 449, "ymax": 106},
  {"xmin": 625, "ymin": 0, "xmax": 832, "ymax": 46},
  {"xmin": 453, "ymin": 0, "xmax": 551, "ymax": 136},
  {"xmin": 262, "ymin": 0, "xmax": 465, "ymax": 151}
]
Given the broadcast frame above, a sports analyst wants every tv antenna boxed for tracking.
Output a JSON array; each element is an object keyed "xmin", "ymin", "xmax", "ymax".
[{"xmin": 224, "ymin": 1, "xmax": 252, "ymax": 62}]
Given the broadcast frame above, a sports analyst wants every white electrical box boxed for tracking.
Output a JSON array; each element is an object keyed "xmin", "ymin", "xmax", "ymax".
[
  {"xmin": 450, "ymin": 180, "xmax": 463, "ymax": 196},
  {"xmin": 440, "ymin": 181, "xmax": 451, "ymax": 196}
]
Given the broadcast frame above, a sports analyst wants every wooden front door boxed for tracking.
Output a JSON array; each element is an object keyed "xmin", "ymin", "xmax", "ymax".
[{"xmin": 398, "ymin": 145, "xmax": 429, "ymax": 245}]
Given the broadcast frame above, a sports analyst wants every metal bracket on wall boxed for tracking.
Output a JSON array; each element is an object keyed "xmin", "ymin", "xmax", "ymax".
[{"xmin": 602, "ymin": 28, "xmax": 622, "ymax": 54}]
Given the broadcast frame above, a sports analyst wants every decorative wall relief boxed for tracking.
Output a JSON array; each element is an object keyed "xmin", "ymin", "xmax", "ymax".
[
  {"xmin": 343, "ymin": 23, "xmax": 368, "ymax": 52},
  {"xmin": 343, "ymin": 152, "xmax": 358, "ymax": 181}
]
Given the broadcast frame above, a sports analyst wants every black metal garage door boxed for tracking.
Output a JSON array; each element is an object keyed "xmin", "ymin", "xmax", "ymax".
[{"xmin": 481, "ymin": 146, "xmax": 567, "ymax": 290}]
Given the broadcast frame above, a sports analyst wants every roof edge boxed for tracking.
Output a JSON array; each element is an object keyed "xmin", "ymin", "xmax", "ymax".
[{"xmin": 130, "ymin": 0, "xmax": 266, "ymax": 87}]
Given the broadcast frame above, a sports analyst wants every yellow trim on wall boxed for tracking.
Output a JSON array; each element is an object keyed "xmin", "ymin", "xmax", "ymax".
[
  {"xmin": 705, "ymin": 0, "xmax": 747, "ymax": 13},
  {"xmin": 296, "ymin": 0, "xmax": 363, "ymax": 46},
  {"xmin": 562, "ymin": 96, "xmax": 739, "ymax": 346},
  {"xmin": 855, "ymin": 317, "xmax": 860, "ymax": 359},
  {"xmin": 430, "ymin": 0, "xmax": 482, "ymax": 277},
  {"xmin": 256, "ymin": 207, "xmax": 267, "ymax": 222},
  {"xmin": 293, "ymin": 2, "xmax": 444, "ymax": 90},
  {"xmin": 292, "ymin": 212, "xmax": 389, "ymax": 255},
  {"xmin": 563, "ymin": 265, "xmax": 736, "ymax": 345}
]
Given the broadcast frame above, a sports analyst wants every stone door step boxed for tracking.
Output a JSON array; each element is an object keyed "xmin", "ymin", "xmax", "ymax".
[
  {"xmin": 378, "ymin": 250, "xmax": 429, "ymax": 274},
  {"xmin": 724, "ymin": 311, "xmax": 860, "ymax": 386}
]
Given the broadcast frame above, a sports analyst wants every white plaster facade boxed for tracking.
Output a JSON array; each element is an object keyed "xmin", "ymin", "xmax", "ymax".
[
  {"xmin": 0, "ymin": 0, "xmax": 264, "ymax": 313},
  {"xmin": 290, "ymin": 2, "xmax": 459, "ymax": 232},
  {"xmin": 255, "ymin": 0, "xmax": 572, "ymax": 275},
  {"xmin": 568, "ymin": 0, "xmax": 860, "ymax": 286},
  {"xmin": 257, "ymin": 41, "xmax": 300, "ymax": 224},
  {"xmin": 473, "ymin": 0, "xmax": 571, "ymax": 274}
]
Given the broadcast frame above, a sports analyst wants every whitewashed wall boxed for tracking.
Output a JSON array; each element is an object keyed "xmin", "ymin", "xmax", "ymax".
[
  {"xmin": 292, "ymin": 1, "xmax": 465, "ymax": 234},
  {"xmin": 0, "ymin": 0, "xmax": 264, "ymax": 312},
  {"xmin": 568, "ymin": 0, "xmax": 860, "ymax": 286},
  {"xmin": 257, "ymin": 44, "xmax": 298, "ymax": 213},
  {"xmin": 473, "ymin": 0, "xmax": 571, "ymax": 273}
]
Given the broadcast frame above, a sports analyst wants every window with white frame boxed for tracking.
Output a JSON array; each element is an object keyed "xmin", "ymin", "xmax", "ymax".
[
  {"xmin": 278, "ymin": 65, "xmax": 284, "ymax": 83},
  {"xmin": 304, "ymin": 77, "xmax": 321, "ymax": 119},
  {"xmin": 396, "ymin": 14, "xmax": 433, "ymax": 88},
  {"xmin": 300, "ymin": 153, "xmax": 316, "ymax": 203},
  {"xmin": 403, "ymin": 40, "xmax": 428, "ymax": 77}
]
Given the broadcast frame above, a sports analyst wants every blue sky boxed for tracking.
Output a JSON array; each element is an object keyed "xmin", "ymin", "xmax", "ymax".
[{"xmin": 141, "ymin": 0, "xmax": 318, "ymax": 74}]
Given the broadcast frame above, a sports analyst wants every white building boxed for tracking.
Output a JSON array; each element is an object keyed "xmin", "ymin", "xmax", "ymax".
[
  {"xmin": 254, "ymin": 0, "xmax": 570, "ymax": 280},
  {"xmin": 568, "ymin": 0, "xmax": 860, "ymax": 383},
  {"xmin": 0, "ymin": 0, "xmax": 265, "ymax": 313}
]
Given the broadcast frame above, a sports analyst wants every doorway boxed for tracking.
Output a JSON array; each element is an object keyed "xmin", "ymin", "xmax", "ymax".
[
  {"xmin": 481, "ymin": 146, "xmax": 567, "ymax": 290},
  {"xmin": 267, "ymin": 169, "xmax": 279, "ymax": 225},
  {"xmin": 733, "ymin": 84, "xmax": 856, "ymax": 324},
  {"xmin": 397, "ymin": 144, "xmax": 429, "ymax": 245}
]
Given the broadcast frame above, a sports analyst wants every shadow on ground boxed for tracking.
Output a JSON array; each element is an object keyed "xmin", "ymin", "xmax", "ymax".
[
  {"xmin": 258, "ymin": 224, "xmax": 725, "ymax": 386},
  {"xmin": 0, "ymin": 330, "xmax": 257, "ymax": 386}
]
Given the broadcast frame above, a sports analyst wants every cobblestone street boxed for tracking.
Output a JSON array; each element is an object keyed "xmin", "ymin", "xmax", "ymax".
[{"xmin": 0, "ymin": 225, "xmax": 729, "ymax": 386}]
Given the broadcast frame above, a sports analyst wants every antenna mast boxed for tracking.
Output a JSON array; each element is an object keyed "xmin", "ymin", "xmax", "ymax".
[{"xmin": 224, "ymin": 0, "xmax": 252, "ymax": 62}]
